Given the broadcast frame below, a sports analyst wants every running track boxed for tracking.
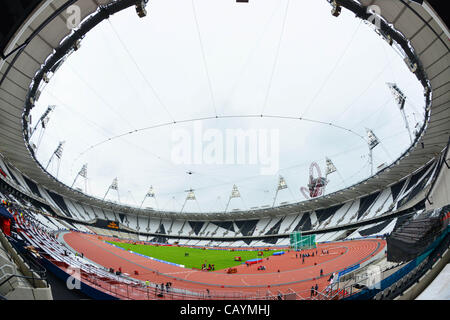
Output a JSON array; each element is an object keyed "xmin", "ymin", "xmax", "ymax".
[{"xmin": 63, "ymin": 232, "xmax": 386, "ymax": 298}]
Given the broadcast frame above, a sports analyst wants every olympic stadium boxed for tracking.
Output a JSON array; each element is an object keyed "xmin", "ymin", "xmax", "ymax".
[{"xmin": 0, "ymin": 0, "xmax": 449, "ymax": 303}]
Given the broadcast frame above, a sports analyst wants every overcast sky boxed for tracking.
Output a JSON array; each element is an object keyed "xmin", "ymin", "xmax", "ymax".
[{"xmin": 31, "ymin": 0, "xmax": 424, "ymax": 213}]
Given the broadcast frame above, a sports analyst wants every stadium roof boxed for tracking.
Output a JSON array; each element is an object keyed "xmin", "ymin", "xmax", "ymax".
[{"xmin": 0, "ymin": 0, "xmax": 448, "ymax": 220}]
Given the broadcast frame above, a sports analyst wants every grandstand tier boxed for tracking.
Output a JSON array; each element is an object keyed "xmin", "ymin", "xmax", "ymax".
[{"xmin": 387, "ymin": 205, "xmax": 450, "ymax": 262}]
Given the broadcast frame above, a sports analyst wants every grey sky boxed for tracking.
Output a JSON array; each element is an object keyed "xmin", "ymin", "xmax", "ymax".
[{"xmin": 31, "ymin": 0, "xmax": 424, "ymax": 212}]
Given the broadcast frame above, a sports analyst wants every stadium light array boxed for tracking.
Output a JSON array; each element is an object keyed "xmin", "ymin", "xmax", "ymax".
[
  {"xmin": 135, "ymin": 0, "xmax": 149, "ymax": 18},
  {"xmin": 331, "ymin": 1, "xmax": 342, "ymax": 17},
  {"xmin": 73, "ymin": 39, "xmax": 81, "ymax": 51}
]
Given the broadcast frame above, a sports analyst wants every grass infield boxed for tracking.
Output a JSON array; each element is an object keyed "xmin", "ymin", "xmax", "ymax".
[{"xmin": 107, "ymin": 241, "xmax": 278, "ymax": 270}]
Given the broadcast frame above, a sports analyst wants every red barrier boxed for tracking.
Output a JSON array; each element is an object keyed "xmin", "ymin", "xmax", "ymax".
[
  {"xmin": 0, "ymin": 217, "xmax": 11, "ymax": 236},
  {"xmin": 246, "ymin": 258, "xmax": 263, "ymax": 265}
]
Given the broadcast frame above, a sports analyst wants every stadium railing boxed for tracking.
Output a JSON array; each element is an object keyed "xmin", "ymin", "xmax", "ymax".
[
  {"xmin": 60, "ymin": 266, "xmax": 329, "ymax": 300},
  {"xmin": 0, "ymin": 273, "xmax": 45, "ymax": 293}
]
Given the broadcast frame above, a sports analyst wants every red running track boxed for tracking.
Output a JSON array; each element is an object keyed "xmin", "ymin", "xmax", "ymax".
[{"xmin": 63, "ymin": 232, "xmax": 386, "ymax": 299}]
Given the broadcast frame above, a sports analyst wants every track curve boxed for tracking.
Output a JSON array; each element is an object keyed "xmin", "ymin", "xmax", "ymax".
[{"xmin": 63, "ymin": 231, "xmax": 386, "ymax": 297}]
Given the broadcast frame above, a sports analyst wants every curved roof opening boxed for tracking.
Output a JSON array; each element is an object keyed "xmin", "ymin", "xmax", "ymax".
[{"xmin": 29, "ymin": 0, "xmax": 425, "ymax": 213}]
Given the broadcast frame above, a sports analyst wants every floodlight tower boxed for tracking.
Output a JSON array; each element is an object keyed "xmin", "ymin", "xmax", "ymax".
[
  {"xmin": 366, "ymin": 128, "xmax": 380, "ymax": 175},
  {"xmin": 325, "ymin": 157, "xmax": 336, "ymax": 177},
  {"xmin": 30, "ymin": 105, "xmax": 56, "ymax": 151},
  {"xmin": 103, "ymin": 177, "xmax": 120, "ymax": 203},
  {"xmin": 45, "ymin": 141, "xmax": 65, "ymax": 178},
  {"xmin": 387, "ymin": 83, "xmax": 412, "ymax": 144},
  {"xmin": 325, "ymin": 156, "xmax": 347, "ymax": 187},
  {"xmin": 180, "ymin": 189, "xmax": 199, "ymax": 213},
  {"xmin": 140, "ymin": 186, "xmax": 159, "ymax": 209},
  {"xmin": 272, "ymin": 176, "xmax": 288, "ymax": 207},
  {"xmin": 225, "ymin": 184, "xmax": 244, "ymax": 213},
  {"xmin": 71, "ymin": 163, "xmax": 88, "ymax": 193}
]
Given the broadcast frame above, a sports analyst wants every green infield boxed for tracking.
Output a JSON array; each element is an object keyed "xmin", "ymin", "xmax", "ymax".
[{"xmin": 107, "ymin": 241, "xmax": 277, "ymax": 270}]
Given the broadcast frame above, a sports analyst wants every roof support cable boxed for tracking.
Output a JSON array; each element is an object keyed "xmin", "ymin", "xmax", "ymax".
[
  {"xmin": 260, "ymin": 0, "xmax": 291, "ymax": 116},
  {"xmin": 299, "ymin": 19, "xmax": 362, "ymax": 119},
  {"xmin": 219, "ymin": 1, "xmax": 284, "ymax": 116},
  {"xmin": 191, "ymin": 0, "xmax": 218, "ymax": 118},
  {"xmin": 106, "ymin": 19, "xmax": 176, "ymax": 123}
]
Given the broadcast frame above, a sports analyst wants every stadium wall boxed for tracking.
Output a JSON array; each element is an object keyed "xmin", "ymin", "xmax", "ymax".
[
  {"xmin": 396, "ymin": 246, "xmax": 450, "ymax": 300},
  {"xmin": 426, "ymin": 145, "xmax": 450, "ymax": 210}
]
